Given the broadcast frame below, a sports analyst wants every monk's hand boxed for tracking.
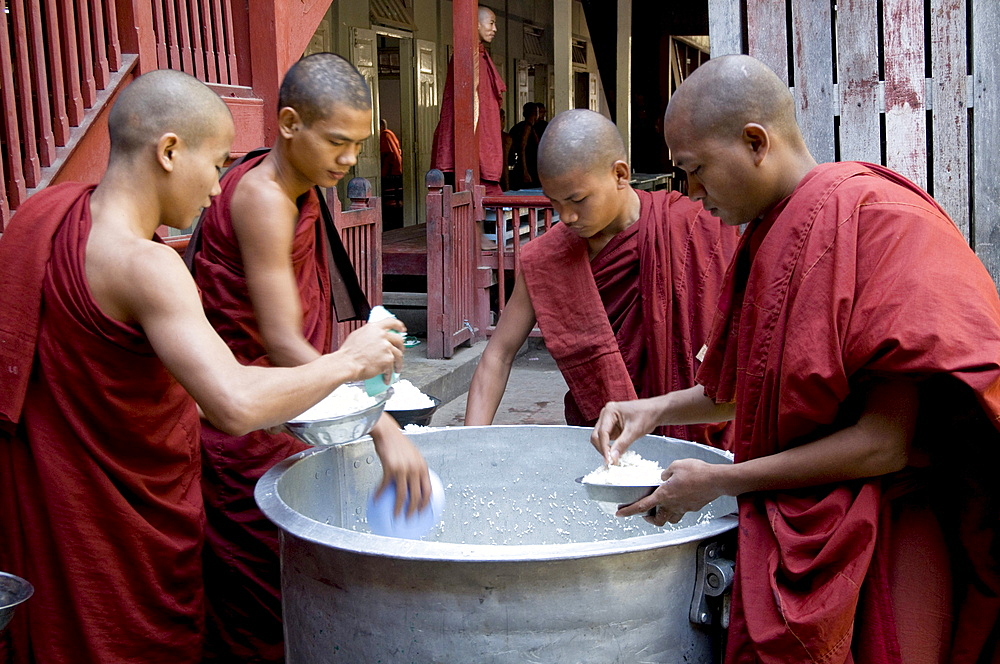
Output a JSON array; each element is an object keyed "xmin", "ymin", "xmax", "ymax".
[
  {"xmin": 616, "ymin": 458, "xmax": 720, "ymax": 526},
  {"xmin": 591, "ymin": 399, "xmax": 662, "ymax": 465},
  {"xmin": 338, "ymin": 318, "xmax": 406, "ymax": 382},
  {"xmin": 371, "ymin": 416, "xmax": 431, "ymax": 517}
]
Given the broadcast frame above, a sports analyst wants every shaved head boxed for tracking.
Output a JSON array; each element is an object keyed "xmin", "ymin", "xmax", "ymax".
[
  {"xmin": 478, "ymin": 5, "xmax": 495, "ymax": 20},
  {"xmin": 537, "ymin": 109, "xmax": 626, "ymax": 181},
  {"xmin": 278, "ymin": 52, "xmax": 372, "ymax": 126},
  {"xmin": 664, "ymin": 54, "xmax": 801, "ymax": 144},
  {"xmin": 108, "ymin": 69, "xmax": 231, "ymax": 159}
]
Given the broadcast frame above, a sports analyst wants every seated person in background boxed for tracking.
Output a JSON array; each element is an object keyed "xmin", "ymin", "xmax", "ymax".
[
  {"xmin": 465, "ymin": 108, "xmax": 738, "ymax": 449},
  {"xmin": 0, "ymin": 69, "xmax": 409, "ymax": 664},
  {"xmin": 592, "ymin": 54, "xmax": 1000, "ymax": 664},
  {"xmin": 186, "ymin": 53, "xmax": 429, "ymax": 663}
]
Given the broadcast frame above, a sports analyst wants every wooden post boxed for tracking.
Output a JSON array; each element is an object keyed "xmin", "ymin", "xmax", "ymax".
[
  {"xmin": 552, "ymin": 0, "xmax": 572, "ymax": 114},
  {"xmin": 616, "ymin": 0, "xmax": 631, "ymax": 161},
  {"xmin": 452, "ymin": 0, "xmax": 478, "ymax": 191}
]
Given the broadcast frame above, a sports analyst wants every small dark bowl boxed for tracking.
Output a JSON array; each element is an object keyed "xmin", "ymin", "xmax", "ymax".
[
  {"xmin": 0, "ymin": 571, "xmax": 33, "ymax": 633},
  {"xmin": 386, "ymin": 396, "xmax": 441, "ymax": 428}
]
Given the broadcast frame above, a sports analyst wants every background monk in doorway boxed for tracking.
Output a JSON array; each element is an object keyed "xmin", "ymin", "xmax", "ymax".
[
  {"xmin": 187, "ymin": 53, "xmax": 429, "ymax": 663},
  {"xmin": 592, "ymin": 54, "xmax": 1000, "ymax": 664},
  {"xmin": 0, "ymin": 70, "xmax": 408, "ymax": 664},
  {"xmin": 465, "ymin": 109, "xmax": 737, "ymax": 449},
  {"xmin": 430, "ymin": 5, "xmax": 506, "ymax": 194}
]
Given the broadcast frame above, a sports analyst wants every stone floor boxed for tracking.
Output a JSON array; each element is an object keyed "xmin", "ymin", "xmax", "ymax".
[{"xmin": 429, "ymin": 343, "xmax": 568, "ymax": 426}]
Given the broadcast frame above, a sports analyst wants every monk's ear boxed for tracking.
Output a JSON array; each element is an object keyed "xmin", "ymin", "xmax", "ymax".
[
  {"xmin": 612, "ymin": 160, "xmax": 631, "ymax": 188},
  {"xmin": 742, "ymin": 123, "xmax": 770, "ymax": 165},
  {"xmin": 156, "ymin": 133, "xmax": 181, "ymax": 173},
  {"xmin": 278, "ymin": 107, "xmax": 303, "ymax": 140}
]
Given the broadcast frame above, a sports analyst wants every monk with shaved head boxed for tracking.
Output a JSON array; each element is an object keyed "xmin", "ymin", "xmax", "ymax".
[
  {"xmin": 185, "ymin": 52, "xmax": 430, "ymax": 662},
  {"xmin": 594, "ymin": 54, "xmax": 1000, "ymax": 663},
  {"xmin": 430, "ymin": 5, "xmax": 506, "ymax": 194},
  {"xmin": 466, "ymin": 109, "xmax": 738, "ymax": 449},
  {"xmin": 0, "ymin": 69, "xmax": 410, "ymax": 664}
]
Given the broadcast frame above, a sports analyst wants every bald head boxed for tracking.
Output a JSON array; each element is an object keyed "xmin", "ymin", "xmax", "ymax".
[
  {"xmin": 537, "ymin": 109, "xmax": 627, "ymax": 181},
  {"xmin": 108, "ymin": 69, "xmax": 231, "ymax": 160},
  {"xmin": 664, "ymin": 55, "xmax": 801, "ymax": 145},
  {"xmin": 478, "ymin": 5, "xmax": 495, "ymax": 21},
  {"xmin": 279, "ymin": 52, "xmax": 372, "ymax": 126}
]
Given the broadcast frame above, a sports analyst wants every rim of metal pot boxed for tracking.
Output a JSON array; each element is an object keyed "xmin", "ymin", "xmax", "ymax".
[{"xmin": 256, "ymin": 426, "xmax": 738, "ymax": 563}]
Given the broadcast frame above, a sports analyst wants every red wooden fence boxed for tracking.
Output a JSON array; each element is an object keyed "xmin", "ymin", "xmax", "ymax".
[
  {"xmin": 0, "ymin": 0, "xmax": 250, "ymax": 232},
  {"xmin": 329, "ymin": 177, "xmax": 384, "ymax": 349},
  {"xmin": 424, "ymin": 168, "xmax": 554, "ymax": 358}
]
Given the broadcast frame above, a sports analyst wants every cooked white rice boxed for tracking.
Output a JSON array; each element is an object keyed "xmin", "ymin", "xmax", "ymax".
[
  {"xmin": 386, "ymin": 379, "xmax": 436, "ymax": 410},
  {"xmin": 582, "ymin": 450, "xmax": 664, "ymax": 486},
  {"xmin": 291, "ymin": 384, "xmax": 378, "ymax": 421}
]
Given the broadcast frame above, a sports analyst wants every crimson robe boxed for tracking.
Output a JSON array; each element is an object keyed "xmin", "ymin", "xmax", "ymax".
[
  {"xmin": 0, "ymin": 184, "xmax": 204, "ymax": 664},
  {"xmin": 380, "ymin": 127, "xmax": 403, "ymax": 177},
  {"xmin": 697, "ymin": 162, "xmax": 1000, "ymax": 663},
  {"xmin": 520, "ymin": 189, "xmax": 738, "ymax": 446},
  {"xmin": 189, "ymin": 155, "xmax": 331, "ymax": 663},
  {"xmin": 430, "ymin": 44, "xmax": 506, "ymax": 190}
]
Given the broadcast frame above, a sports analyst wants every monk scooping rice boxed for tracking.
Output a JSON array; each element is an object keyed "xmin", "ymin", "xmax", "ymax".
[
  {"xmin": 465, "ymin": 109, "xmax": 737, "ymax": 449},
  {"xmin": 0, "ymin": 70, "xmax": 409, "ymax": 664},
  {"xmin": 591, "ymin": 54, "xmax": 1000, "ymax": 664},
  {"xmin": 185, "ymin": 53, "xmax": 430, "ymax": 663}
]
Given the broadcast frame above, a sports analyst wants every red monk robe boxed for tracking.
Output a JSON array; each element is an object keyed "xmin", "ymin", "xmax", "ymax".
[
  {"xmin": 430, "ymin": 44, "xmax": 506, "ymax": 194},
  {"xmin": 189, "ymin": 155, "xmax": 330, "ymax": 663},
  {"xmin": 520, "ymin": 189, "xmax": 738, "ymax": 446},
  {"xmin": 696, "ymin": 162, "xmax": 1000, "ymax": 663},
  {"xmin": 0, "ymin": 184, "xmax": 204, "ymax": 664}
]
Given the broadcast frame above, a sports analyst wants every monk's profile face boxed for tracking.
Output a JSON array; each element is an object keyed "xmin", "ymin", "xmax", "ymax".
[
  {"xmin": 163, "ymin": 128, "xmax": 233, "ymax": 231},
  {"xmin": 284, "ymin": 103, "xmax": 372, "ymax": 189},
  {"xmin": 542, "ymin": 166, "xmax": 627, "ymax": 239},
  {"xmin": 478, "ymin": 10, "xmax": 497, "ymax": 43},
  {"xmin": 665, "ymin": 117, "xmax": 767, "ymax": 226}
]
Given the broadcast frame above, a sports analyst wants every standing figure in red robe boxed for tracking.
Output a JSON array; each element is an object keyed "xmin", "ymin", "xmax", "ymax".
[
  {"xmin": 465, "ymin": 109, "xmax": 738, "ymax": 448},
  {"xmin": 187, "ymin": 53, "xmax": 430, "ymax": 664},
  {"xmin": 593, "ymin": 55, "xmax": 1000, "ymax": 664},
  {"xmin": 0, "ymin": 70, "xmax": 408, "ymax": 664},
  {"xmin": 430, "ymin": 5, "xmax": 506, "ymax": 195}
]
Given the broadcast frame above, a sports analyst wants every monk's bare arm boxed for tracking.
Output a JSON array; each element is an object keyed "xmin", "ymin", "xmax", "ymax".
[
  {"xmin": 619, "ymin": 379, "xmax": 917, "ymax": 524},
  {"xmin": 117, "ymin": 244, "xmax": 402, "ymax": 435},
  {"xmin": 230, "ymin": 176, "xmax": 319, "ymax": 366},
  {"xmin": 465, "ymin": 275, "xmax": 537, "ymax": 425},
  {"xmin": 591, "ymin": 386, "xmax": 735, "ymax": 463}
]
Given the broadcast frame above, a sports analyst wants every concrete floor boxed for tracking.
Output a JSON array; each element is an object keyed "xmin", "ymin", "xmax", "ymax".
[{"xmin": 429, "ymin": 344, "xmax": 569, "ymax": 426}]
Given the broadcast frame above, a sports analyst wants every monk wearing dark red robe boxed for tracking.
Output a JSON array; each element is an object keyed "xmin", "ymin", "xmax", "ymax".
[
  {"xmin": 0, "ymin": 71, "xmax": 408, "ymax": 664},
  {"xmin": 187, "ymin": 53, "xmax": 429, "ymax": 663},
  {"xmin": 466, "ymin": 109, "xmax": 737, "ymax": 449},
  {"xmin": 430, "ymin": 5, "xmax": 506, "ymax": 195},
  {"xmin": 594, "ymin": 55, "xmax": 1000, "ymax": 664}
]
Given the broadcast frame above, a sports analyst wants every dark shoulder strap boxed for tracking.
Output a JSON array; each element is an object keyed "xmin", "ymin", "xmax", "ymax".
[
  {"xmin": 315, "ymin": 185, "xmax": 371, "ymax": 322},
  {"xmin": 183, "ymin": 147, "xmax": 271, "ymax": 273}
]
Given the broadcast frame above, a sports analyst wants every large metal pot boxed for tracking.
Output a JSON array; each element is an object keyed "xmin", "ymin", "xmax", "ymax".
[{"xmin": 257, "ymin": 425, "xmax": 737, "ymax": 663}]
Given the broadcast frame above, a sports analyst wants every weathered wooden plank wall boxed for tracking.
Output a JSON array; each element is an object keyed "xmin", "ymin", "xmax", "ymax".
[{"xmin": 709, "ymin": 0, "xmax": 1000, "ymax": 287}]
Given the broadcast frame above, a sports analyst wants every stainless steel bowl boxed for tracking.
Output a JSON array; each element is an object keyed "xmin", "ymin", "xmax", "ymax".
[
  {"xmin": 0, "ymin": 571, "xmax": 34, "ymax": 633},
  {"xmin": 285, "ymin": 387, "xmax": 393, "ymax": 446},
  {"xmin": 575, "ymin": 476, "xmax": 659, "ymax": 506}
]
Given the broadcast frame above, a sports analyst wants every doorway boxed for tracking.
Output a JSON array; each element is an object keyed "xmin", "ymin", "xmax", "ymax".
[{"xmin": 377, "ymin": 33, "xmax": 405, "ymax": 230}]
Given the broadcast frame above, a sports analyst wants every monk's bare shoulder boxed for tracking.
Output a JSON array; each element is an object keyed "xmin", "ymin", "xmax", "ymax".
[
  {"xmin": 90, "ymin": 235, "xmax": 201, "ymax": 325},
  {"xmin": 229, "ymin": 166, "xmax": 299, "ymax": 244}
]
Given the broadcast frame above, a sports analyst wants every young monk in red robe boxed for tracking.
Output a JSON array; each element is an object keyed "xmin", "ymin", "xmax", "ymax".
[
  {"xmin": 465, "ymin": 109, "xmax": 738, "ymax": 448},
  {"xmin": 187, "ymin": 53, "xmax": 430, "ymax": 663},
  {"xmin": 0, "ymin": 70, "xmax": 408, "ymax": 664},
  {"xmin": 592, "ymin": 54, "xmax": 1000, "ymax": 664},
  {"xmin": 430, "ymin": 5, "xmax": 506, "ymax": 195}
]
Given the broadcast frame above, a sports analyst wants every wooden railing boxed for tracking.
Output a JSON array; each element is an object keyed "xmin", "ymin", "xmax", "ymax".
[
  {"xmin": 150, "ymin": 0, "xmax": 242, "ymax": 85},
  {"xmin": 0, "ymin": 0, "xmax": 131, "ymax": 229},
  {"xmin": 330, "ymin": 178, "xmax": 384, "ymax": 349},
  {"xmin": 479, "ymin": 194, "xmax": 554, "ymax": 333},
  {"xmin": 0, "ymin": 0, "xmax": 262, "ymax": 232},
  {"xmin": 424, "ymin": 169, "xmax": 555, "ymax": 358}
]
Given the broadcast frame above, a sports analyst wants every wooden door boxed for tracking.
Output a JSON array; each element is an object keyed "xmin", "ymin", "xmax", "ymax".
[
  {"xmin": 351, "ymin": 27, "xmax": 380, "ymax": 191},
  {"xmin": 414, "ymin": 38, "xmax": 437, "ymax": 226}
]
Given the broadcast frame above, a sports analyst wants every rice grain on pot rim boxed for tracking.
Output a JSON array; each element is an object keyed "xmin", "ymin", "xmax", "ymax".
[{"xmin": 582, "ymin": 450, "xmax": 664, "ymax": 486}]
